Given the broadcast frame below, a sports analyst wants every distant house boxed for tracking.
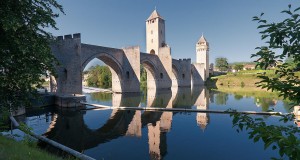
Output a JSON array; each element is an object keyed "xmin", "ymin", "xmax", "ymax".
[{"xmin": 243, "ymin": 64, "xmax": 256, "ymax": 70}]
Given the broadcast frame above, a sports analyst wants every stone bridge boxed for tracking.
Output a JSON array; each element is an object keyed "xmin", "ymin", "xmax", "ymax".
[{"xmin": 50, "ymin": 33, "xmax": 204, "ymax": 94}]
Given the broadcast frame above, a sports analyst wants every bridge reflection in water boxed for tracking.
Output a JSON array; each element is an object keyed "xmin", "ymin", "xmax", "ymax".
[{"xmin": 42, "ymin": 87, "xmax": 210, "ymax": 159}]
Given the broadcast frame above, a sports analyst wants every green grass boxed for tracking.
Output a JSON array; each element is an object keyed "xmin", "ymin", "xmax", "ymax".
[
  {"xmin": 0, "ymin": 135, "xmax": 62, "ymax": 160},
  {"xmin": 211, "ymin": 70, "xmax": 300, "ymax": 87},
  {"xmin": 210, "ymin": 70, "xmax": 284, "ymax": 87},
  {"xmin": 227, "ymin": 69, "xmax": 276, "ymax": 75},
  {"xmin": 214, "ymin": 86, "xmax": 280, "ymax": 99},
  {"xmin": 210, "ymin": 74, "xmax": 263, "ymax": 87}
]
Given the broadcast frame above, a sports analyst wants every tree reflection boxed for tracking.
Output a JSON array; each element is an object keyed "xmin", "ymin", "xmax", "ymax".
[
  {"xmin": 234, "ymin": 94, "xmax": 243, "ymax": 101},
  {"xmin": 90, "ymin": 92, "xmax": 112, "ymax": 101},
  {"xmin": 282, "ymin": 100, "xmax": 294, "ymax": 113},
  {"xmin": 215, "ymin": 92, "xmax": 229, "ymax": 105},
  {"xmin": 254, "ymin": 97, "xmax": 277, "ymax": 112}
]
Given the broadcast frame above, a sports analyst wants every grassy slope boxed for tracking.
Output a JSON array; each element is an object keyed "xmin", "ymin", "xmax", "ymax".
[
  {"xmin": 212, "ymin": 74, "xmax": 262, "ymax": 87},
  {"xmin": 209, "ymin": 70, "xmax": 283, "ymax": 87},
  {"xmin": 0, "ymin": 135, "xmax": 61, "ymax": 160},
  {"xmin": 214, "ymin": 86, "xmax": 280, "ymax": 98}
]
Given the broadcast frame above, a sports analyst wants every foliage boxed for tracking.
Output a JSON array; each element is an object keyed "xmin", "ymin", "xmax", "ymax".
[
  {"xmin": 0, "ymin": 110, "xmax": 10, "ymax": 131},
  {"xmin": 252, "ymin": 4, "xmax": 300, "ymax": 104},
  {"xmin": 86, "ymin": 65, "xmax": 148, "ymax": 90},
  {"xmin": 86, "ymin": 65, "xmax": 112, "ymax": 89},
  {"xmin": 230, "ymin": 112, "xmax": 300, "ymax": 159},
  {"xmin": 215, "ymin": 57, "xmax": 229, "ymax": 72},
  {"xmin": 241, "ymin": 81, "xmax": 245, "ymax": 87},
  {"xmin": 233, "ymin": 64, "xmax": 244, "ymax": 71},
  {"xmin": 140, "ymin": 65, "xmax": 147, "ymax": 90},
  {"xmin": 228, "ymin": 5, "xmax": 300, "ymax": 160},
  {"xmin": 285, "ymin": 55, "xmax": 299, "ymax": 71},
  {"xmin": 0, "ymin": 1, "xmax": 64, "ymax": 112}
]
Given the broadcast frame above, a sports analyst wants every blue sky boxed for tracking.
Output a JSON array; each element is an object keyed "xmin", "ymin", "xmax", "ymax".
[{"xmin": 49, "ymin": 0, "xmax": 298, "ymax": 68}]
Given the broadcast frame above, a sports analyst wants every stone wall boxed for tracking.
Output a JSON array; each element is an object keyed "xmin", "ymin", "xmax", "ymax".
[
  {"xmin": 191, "ymin": 63, "xmax": 206, "ymax": 85},
  {"xmin": 50, "ymin": 33, "xmax": 82, "ymax": 94},
  {"xmin": 172, "ymin": 59, "xmax": 191, "ymax": 87}
]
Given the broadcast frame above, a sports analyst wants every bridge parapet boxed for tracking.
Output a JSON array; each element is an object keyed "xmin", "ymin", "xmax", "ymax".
[{"xmin": 57, "ymin": 33, "xmax": 81, "ymax": 41}]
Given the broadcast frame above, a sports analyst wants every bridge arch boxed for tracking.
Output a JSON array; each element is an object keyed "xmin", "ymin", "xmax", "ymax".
[
  {"xmin": 82, "ymin": 52, "xmax": 123, "ymax": 92},
  {"xmin": 141, "ymin": 58, "xmax": 159, "ymax": 89}
]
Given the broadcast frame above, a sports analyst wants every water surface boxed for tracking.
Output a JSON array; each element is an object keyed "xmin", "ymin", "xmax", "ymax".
[{"xmin": 13, "ymin": 86, "xmax": 295, "ymax": 159}]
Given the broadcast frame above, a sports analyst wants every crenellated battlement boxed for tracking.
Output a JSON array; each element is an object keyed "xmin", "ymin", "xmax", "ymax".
[
  {"xmin": 57, "ymin": 33, "xmax": 81, "ymax": 41},
  {"xmin": 177, "ymin": 58, "xmax": 191, "ymax": 63}
]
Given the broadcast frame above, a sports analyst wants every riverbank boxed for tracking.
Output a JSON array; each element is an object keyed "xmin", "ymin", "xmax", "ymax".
[
  {"xmin": 82, "ymin": 86, "xmax": 112, "ymax": 93},
  {"xmin": 213, "ymin": 85, "xmax": 280, "ymax": 98},
  {"xmin": 207, "ymin": 70, "xmax": 298, "ymax": 87},
  {"xmin": 209, "ymin": 70, "xmax": 300, "ymax": 88},
  {"xmin": 0, "ymin": 135, "xmax": 62, "ymax": 160}
]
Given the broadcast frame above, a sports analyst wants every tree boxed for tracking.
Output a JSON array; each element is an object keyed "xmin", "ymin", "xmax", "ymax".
[
  {"xmin": 285, "ymin": 55, "xmax": 299, "ymax": 71},
  {"xmin": 252, "ymin": 5, "xmax": 300, "ymax": 104},
  {"xmin": 233, "ymin": 64, "xmax": 244, "ymax": 71},
  {"xmin": 0, "ymin": 1, "xmax": 64, "ymax": 113},
  {"xmin": 86, "ymin": 65, "xmax": 112, "ymax": 89},
  {"xmin": 140, "ymin": 65, "xmax": 147, "ymax": 90},
  {"xmin": 230, "ymin": 4, "xmax": 300, "ymax": 159},
  {"xmin": 215, "ymin": 57, "xmax": 229, "ymax": 72}
]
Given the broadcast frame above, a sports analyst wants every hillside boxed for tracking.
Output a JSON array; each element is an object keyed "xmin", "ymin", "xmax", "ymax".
[{"xmin": 208, "ymin": 70, "xmax": 300, "ymax": 87}]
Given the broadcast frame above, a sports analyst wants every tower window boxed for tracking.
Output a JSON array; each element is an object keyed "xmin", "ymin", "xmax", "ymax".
[
  {"xmin": 150, "ymin": 49, "xmax": 155, "ymax": 55},
  {"xmin": 126, "ymin": 71, "xmax": 130, "ymax": 79},
  {"xmin": 182, "ymin": 74, "xmax": 185, "ymax": 79},
  {"xmin": 160, "ymin": 73, "xmax": 163, "ymax": 79}
]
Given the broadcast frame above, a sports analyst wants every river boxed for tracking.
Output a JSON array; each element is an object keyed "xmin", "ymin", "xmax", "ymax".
[{"xmin": 8, "ymin": 86, "xmax": 296, "ymax": 159}]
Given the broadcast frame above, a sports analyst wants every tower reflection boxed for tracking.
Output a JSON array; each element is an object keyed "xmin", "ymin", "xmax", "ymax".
[
  {"xmin": 193, "ymin": 86, "xmax": 210, "ymax": 131},
  {"xmin": 144, "ymin": 89, "xmax": 172, "ymax": 160}
]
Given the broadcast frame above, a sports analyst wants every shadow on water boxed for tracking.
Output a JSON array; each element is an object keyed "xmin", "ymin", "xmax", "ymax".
[{"xmin": 41, "ymin": 109, "xmax": 136, "ymax": 152}]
